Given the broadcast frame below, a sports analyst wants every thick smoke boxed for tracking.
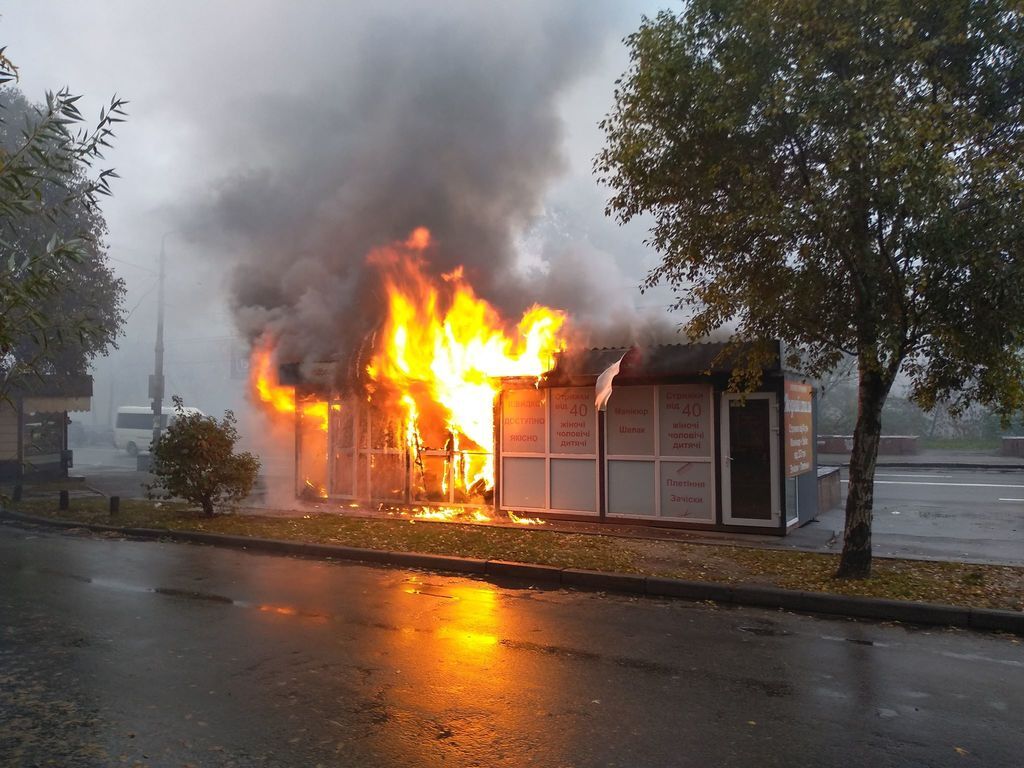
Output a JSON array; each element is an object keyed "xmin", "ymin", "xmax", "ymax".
[{"xmin": 190, "ymin": 1, "xmax": 670, "ymax": 379}]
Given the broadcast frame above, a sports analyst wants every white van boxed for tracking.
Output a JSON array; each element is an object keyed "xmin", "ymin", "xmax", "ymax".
[{"xmin": 114, "ymin": 405, "xmax": 204, "ymax": 455}]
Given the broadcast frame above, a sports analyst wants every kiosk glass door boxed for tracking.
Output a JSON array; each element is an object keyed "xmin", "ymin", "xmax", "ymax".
[{"xmin": 721, "ymin": 393, "xmax": 779, "ymax": 527}]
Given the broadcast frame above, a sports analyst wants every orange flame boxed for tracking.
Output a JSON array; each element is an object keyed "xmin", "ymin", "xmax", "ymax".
[
  {"xmin": 367, "ymin": 228, "xmax": 566, "ymax": 480},
  {"xmin": 248, "ymin": 227, "xmax": 568, "ymax": 505},
  {"xmin": 249, "ymin": 337, "xmax": 329, "ymax": 499},
  {"xmin": 250, "ymin": 338, "xmax": 329, "ymax": 432},
  {"xmin": 383, "ymin": 505, "xmax": 546, "ymax": 526}
]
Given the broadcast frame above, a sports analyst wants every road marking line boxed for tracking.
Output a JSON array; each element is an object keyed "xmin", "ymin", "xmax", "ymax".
[
  {"xmin": 875, "ymin": 473, "xmax": 952, "ymax": 479},
  {"xmin": 841, "ymin": 480, "xmax": 1024, "ymax": 489},
  {"xmin": 939, "ymin": 651, "xmax": 1024, "ymax": 669}
]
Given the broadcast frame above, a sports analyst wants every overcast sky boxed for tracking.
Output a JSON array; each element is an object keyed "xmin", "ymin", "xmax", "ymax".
[{"xmin": 3, "ymin": 1, "xmax": 675, "ymax": 423}]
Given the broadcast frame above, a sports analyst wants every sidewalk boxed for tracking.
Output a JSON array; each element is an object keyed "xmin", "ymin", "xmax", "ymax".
[{"xmin": 801, "ymin": 452, "xmax": 1024, "ymax": 566}]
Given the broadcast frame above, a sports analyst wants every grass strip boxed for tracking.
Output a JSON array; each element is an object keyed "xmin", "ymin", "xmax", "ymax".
[{"xmin": 9, "ymin": 496, "xmax": 1023, "ymax": 612}]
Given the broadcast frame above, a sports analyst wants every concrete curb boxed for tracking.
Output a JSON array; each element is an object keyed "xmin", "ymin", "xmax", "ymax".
[
  {"xmin": 485, "ymin": 559, "xmax": 564, "ymax": 583},
  {"xmin": 3, "ymin": 508, "xmax": 1021, "ymax": 636},
  {"xmin": 562, "ymin": 568, "xmax": 647, "ymax": 594}
]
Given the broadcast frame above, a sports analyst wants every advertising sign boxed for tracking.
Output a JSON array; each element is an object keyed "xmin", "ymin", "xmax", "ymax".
[
  {"xmin": 659, "ymin": 461, "xmax": 713, "ymax": 519},
  {"xmin": 549, "ymin": 387, "xmax": 596, "ymax": 455},
  {"xmin": 606, "ymin": 386, "xmax": 655, "ymax": 456},
  {"xmin": 784, "ymin": 381, "xmax": 814, "ymax": 477},
  {"xmin": 501, "ymin": 388, "xmax": 546, "ymax": 454},
  {"xmin": 659, "ymin": 385, "xmax": 712, "ymax": 457}
]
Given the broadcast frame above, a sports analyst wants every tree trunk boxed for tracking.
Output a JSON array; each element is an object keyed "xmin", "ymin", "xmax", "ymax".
[
  {"xmin": 202, "ymin": 497, "xmax": 214, "ymax": 517},
  {"xmin": 836, "ymin": 364, "xmax": 893, "ymax": 579}
]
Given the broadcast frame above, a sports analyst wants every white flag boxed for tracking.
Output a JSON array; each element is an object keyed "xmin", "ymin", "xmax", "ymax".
[{"xmin": 595, "ymin": 352, "xmax": 627, "ymax": 412}]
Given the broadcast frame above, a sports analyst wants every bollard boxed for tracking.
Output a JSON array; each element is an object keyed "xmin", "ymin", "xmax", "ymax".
[
  {"xmin": 109, "ymin": 496, "xmax": 120, "ymax": 516},
  {"xmin": 12, "ymin": 484, "xmax": 22, "ymax": 502},
  {"xmin": 59, "ymin": 489, "xmax": 69, "ymax": 511}
]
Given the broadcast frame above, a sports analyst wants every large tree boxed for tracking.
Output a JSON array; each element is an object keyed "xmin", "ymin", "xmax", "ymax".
[
  {"xmin": 0, "ymin": 51, "xmax": 127, "ymax": 397},
  {"xmin": 597, "ymin": 2, "xmax": 1024, "ymax": 577}
]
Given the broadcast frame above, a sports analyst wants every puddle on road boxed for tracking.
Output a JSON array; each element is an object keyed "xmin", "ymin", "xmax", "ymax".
[
  {"xmin": 15, "ymin": 565, "xmax": 233, "ymax": 603},
  {"xmin": 153, "ymin": 587, "xmax": 234, "ymax": 604},
  {"xmin": 820, "ymin": 634, "xmax": 890, "ymax": 648},
  {"xmin": 403, "ymin": 588, "xmax": 457, "ymax": 599},
  {"xmin": 11, "ymin": 564, "xmax": 693, "ymax": 680},
  {"xmin": 738, "ymin": 624, "xmax": 793, "ymax": 638}
]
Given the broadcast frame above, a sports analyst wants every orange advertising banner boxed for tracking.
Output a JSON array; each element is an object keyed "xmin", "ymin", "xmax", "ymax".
[{"xmin": 784, "ymin": 381, "xmax": 814, "ymax": 477}]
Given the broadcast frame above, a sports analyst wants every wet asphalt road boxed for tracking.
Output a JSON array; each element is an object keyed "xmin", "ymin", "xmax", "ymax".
[{"xmin": 1, "ymin": 525, "xmax": 1021, "ymax": 768}]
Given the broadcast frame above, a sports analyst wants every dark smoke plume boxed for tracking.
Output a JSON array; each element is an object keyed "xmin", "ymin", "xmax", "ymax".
[{"xmin": 193, "ymin": 1, "xmax": 665, "ymax": 380}]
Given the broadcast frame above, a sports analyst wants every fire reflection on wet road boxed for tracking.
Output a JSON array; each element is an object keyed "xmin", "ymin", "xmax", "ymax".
[{"xmin": 1, "ymin": 525, "xmax": 1021, "ymax": 768}]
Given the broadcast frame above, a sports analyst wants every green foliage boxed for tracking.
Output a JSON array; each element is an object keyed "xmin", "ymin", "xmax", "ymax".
[
  {"xmin": 147, "ymin": 397, "xmax": 261, "ymax": 516},
  {"xmin": 597, "ymin": 1, "xmax": 1024, "ymax": 576},
  {"xmin": 0, "ymin": 47, "xmax": 127, "ymax": 398},
  {"xmin": 597, "ymin": 2, "xmax": 1024, "ymax": 415}
]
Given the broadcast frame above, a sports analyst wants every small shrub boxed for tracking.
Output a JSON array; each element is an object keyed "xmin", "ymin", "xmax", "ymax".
[{"xmin": 146, "ymin": 397, "xmax": 261, "ymax": 516}]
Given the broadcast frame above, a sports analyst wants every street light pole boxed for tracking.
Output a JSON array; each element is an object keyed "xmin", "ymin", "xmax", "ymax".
[{"xmin": 150, "ymin": 235, "xmax": 167, "ymax": 451}]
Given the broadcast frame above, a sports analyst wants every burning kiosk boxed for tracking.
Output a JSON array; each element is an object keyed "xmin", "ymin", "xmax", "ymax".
[
  {"xmin": 286, "ymin": 372, "xmax": 498, "ymax": 509},
  {"xmin": 252, "ymin": 226, "xmax": 568, "ymax": 509},
  {"xmin": 498, "ymin": 342, "xmax": 818, "ymax": 533},
  {"xmin": 280, "ymin": 340, "xmax": 818, "ymax": 534}
]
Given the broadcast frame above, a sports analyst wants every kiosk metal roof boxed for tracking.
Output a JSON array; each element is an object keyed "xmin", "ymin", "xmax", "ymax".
[{"xmin": 538, "ymin": 341, "xmax": 782, "ymax": 387}]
